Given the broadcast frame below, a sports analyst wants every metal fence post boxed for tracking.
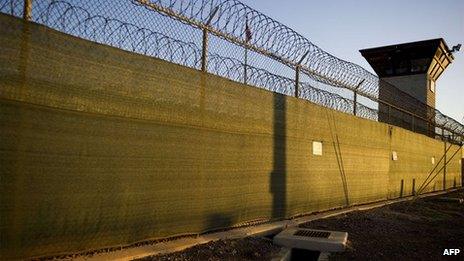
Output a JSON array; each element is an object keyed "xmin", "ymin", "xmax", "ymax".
[
  {"xmin": 353, "ymin": 79, "xmax": 364, "ymax": 116},
  {"xmin": 201, "ymin": 29, "xmax": 208, "ymax": 72},
  {"xmin": 244, "ymin": 47, "xmax": 248, "ymax": 84},
  {"xmin": 442, "ymin": 127, "xmax": 446, "ymax": 190},
  {"xmin": 294, "ymin": 51, "xmax": 309, "ymax": 98},
  {"xmin": 200, "ymin": 7, "xmax": 218, "ymax": 72},
  {"xmin": 353, "ymin": 90, "xmax": 357, "ymax": 116},
  {"xmin": 23, "ymin": 0, "xmax": 32, "ymax": 21},
  {"xmin": 294, "ymin": 66, "xmax": 300, "ymax": 97}
]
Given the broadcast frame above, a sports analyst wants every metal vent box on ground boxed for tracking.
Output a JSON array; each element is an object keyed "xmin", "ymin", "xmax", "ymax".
[{"xmin": 273, "ymin": 227, "xmax": 348, "ymax": 252}]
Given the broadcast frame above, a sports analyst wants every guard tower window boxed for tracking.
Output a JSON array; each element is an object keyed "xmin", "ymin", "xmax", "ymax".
[
  {"xmin": 410, "ymin": 58, "xmax": 429, "ymax": 73},
  {"xmin": 395, "ymin": 59, "xmax": 409, "ymax": 74}
]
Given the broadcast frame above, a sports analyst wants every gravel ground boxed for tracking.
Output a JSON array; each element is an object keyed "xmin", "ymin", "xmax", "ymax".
[
  {"xmin": 137, "ymin": 189, "xmax": 464, "ymax": 261},
  {"xmin": 301, "ymin": 189, "xmax": 464, "ymax": 260},
  {"xmin": 136, "ymin": 237, "xmax": 282, "ymax": 261}
]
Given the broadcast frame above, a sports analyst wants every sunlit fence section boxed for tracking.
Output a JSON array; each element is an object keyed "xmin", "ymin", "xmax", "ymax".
[{"xmin": 1, "ymin": 0, "xmax": 462, "ymax": 143}]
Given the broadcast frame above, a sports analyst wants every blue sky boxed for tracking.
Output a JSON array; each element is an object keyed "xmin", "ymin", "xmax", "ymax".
[{"xmin": 242, "ymin": 0, "xmax": 464, "ymax": 123}]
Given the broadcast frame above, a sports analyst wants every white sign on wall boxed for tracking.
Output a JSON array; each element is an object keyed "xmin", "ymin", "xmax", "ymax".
[
  {"xmin": 392, "ymin": 151, "xmax": 398, "ymax": 161},
  {"xmin": 312, "ymin": 141, "xmax": 323, "ymax": 156},
  {"xmin": 431, "ymin": 156, "xmax": 435, "ymax": 164}
]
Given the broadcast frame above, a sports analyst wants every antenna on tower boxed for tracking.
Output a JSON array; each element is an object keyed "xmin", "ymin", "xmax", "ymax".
[{"xmin": 450, "ymin": 44, "xmax": 461, "ymax": 53}]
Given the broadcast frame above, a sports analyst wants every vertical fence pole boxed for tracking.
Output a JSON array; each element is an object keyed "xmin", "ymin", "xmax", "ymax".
[
  {"xmin": 201, "ymin": 7, "xmax": 219, "ymax": 73},
  {"xmin": 442, "ymin": 127, "xmax": 446, "ymax": 190},
  {"xmin": 353, "ymin": 90, "xmax": 357, "ymax": 116},
  {"xmin": 201, "ymin": 29, "xmax": 208, "ymax": 72},
  {"xmin": 294, "ymin": 66, "xmax": 300, "ymax": 98},
  {"xmin": 23, "ymin": 0, "xmax": 32, "ymax": 21},
  {"xmin": 294, "ymin": 51, "xmax": 309, "ymax": 98},
  {"xmin": 244, "ymin": 15, "xmax": 252, "ymax": 85},
  {"xmin": 353, "ymin": 79, "xmax": 364, "ymax": 116},
  {"xmin": 244, "ymin": 47, "xmax": 248, "ymax": 84}
]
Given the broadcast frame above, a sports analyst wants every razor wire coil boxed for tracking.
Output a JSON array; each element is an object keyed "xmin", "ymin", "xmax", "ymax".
[{"xmin": 0, "ymin": 0, "xmax": 462, "ymax": 142}]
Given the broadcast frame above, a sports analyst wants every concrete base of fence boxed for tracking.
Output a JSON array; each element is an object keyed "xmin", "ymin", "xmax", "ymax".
[{"xmin": 72, "ymin": 189, "xmax": 459, "ymax": 261}]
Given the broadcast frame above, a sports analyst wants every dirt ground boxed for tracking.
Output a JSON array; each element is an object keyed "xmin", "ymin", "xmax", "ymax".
[
  {"xmin": 138, "ymin": 190, "xmax": 464, "ymax": 261},
  {"xmin": 301, "ymin": 189, "xmax": 464, "ymax": 260},
  {"xmin": 136, "ymin": 237, "xmax": 282, "ymax": 261}
]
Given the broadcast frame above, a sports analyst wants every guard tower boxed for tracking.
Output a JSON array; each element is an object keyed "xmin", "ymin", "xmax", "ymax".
[{"xmin": 360, "ymin": 39, "xmax": 454, "ymax": 135}]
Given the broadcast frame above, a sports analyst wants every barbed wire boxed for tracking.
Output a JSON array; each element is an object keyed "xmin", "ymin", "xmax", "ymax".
[
  {"xmin": 130, "ymin": 0, "xmax": 379, "ymax": 94},
  {"xmin": 207, "ymin": 54, "xmax": 378, "ymax": 120},
  {"xmin": 0, "ymin": 0, "xmax": 22, "ymax": 17},
  {"xmin": 0, "ymin": 0, "xmax": 462, "ymax": 142},
  {"xmin": 204, "ymin": 52, "xmax": 379, "ymax": 121},
  {"xmin": 128, "ymin": 0, "xmax": 463, "ymax": 141},
  {"xmin": 0, "ymin": 0, "xmax": 377, "ymax": 120},
  {"xmin": 38, "ymin": 0, "xmax": 202, "ymax": 68}
]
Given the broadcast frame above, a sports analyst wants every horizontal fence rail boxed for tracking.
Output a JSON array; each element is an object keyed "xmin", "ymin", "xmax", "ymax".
[{"xmin": 0, "ymin": 0, "xmax": 462, "ymax": 143}]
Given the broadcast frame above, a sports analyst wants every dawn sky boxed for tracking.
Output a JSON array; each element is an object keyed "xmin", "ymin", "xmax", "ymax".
[{"xmin": 242, "ymin": 0, "xmax": 464, "ymax": 123}]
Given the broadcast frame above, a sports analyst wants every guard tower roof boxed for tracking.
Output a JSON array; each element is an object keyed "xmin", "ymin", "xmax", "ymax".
[{"xmin": 360, "ymin": 38, "xmax": 454, "ymax": 81}]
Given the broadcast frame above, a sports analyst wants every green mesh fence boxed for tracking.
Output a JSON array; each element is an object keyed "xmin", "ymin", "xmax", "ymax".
[{"xmin": 0, "ymin": 13, "xmax": 462, "ymax": 260}]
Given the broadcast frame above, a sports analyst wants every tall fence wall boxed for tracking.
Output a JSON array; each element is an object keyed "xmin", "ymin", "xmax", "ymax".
[{"xmin": 0, "ymin": 14, "xmax": 462, "ymax": 260}]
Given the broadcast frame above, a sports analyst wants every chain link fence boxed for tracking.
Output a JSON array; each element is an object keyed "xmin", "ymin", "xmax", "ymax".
[{"xmin": 1, "ymin": 0, "xmax": 462, "ymax": 143}]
